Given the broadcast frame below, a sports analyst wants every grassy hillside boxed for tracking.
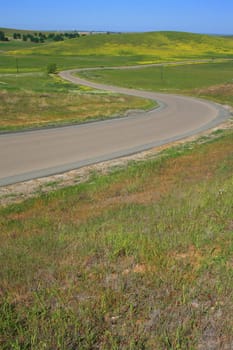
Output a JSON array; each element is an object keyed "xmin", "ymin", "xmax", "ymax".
[
  {"xmin": 0, "ymin": 27, "xmax": 50, "ymax": 36},
  {"xmin": 8, "ymin": 31, "xmax": 233, "ymax": 60},
  {"xmin": 1, "ymin": 31, "xmax": 233, "ymax": 74},
  {"xmin": 1, "ymin": 129, "xmax": 233, "ymax": 349}
]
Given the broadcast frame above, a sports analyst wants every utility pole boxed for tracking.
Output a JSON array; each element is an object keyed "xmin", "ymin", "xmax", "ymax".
[
  {"xmin": 160, "ymin": 65, "xmax": 164, "ymax": 81},
  {"xmin": 16, "ymin": 58, "xmax": 19, "ymax": 74}
]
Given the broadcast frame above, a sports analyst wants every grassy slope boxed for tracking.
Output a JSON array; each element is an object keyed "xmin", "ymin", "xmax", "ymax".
[
  {"xmin": 8, "ymin": 31, "xmax": 233, "ymax": 59},
  {"xmin": 0, "ymin": 129, "xmax": 232, "ymax": 349},
  {"xmin": 2, "ymin": 31, "xmax": 232, "ymax": 97},
  {"xmin": 0, "ymin": 28, "xmax": 53, "ymax": 36},
  {"xmin": 0, "ymin": 41, "xmax": 39, "ymax": 52},
  {"xmin": 1, "ymin": 31, "xmax": 233, "ymax": 74}
]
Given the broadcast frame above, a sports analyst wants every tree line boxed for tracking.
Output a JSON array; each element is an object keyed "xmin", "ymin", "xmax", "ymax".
[
  {"xmin": 0, "ymin": 31, "xmax": 9, "ymax": 41},
  {"xmin": 0, "ymin": 30, "xmax": 80, "ymax": 43}
]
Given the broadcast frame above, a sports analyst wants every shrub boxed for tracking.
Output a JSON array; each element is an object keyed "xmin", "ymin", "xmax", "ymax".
[{"xmin": 47, "ymin": 63, "xmax": 57, "ymax": 74}]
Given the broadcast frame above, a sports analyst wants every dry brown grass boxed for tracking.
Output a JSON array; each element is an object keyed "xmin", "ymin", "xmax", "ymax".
[
  {"xmin": 0, "ymin": 90, "xmax": 154, "ymax": 130},
  {"xmin": 196, "ymin": 82, "xmax": 233, "ymax": 96},
  {"xmin": 193, "ymin": 82, "xmax": 233, "ymax": 108}
]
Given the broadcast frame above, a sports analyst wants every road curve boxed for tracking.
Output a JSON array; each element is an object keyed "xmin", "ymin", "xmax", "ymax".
[{"xmin": 0, "ymin": 66, "xmax": 230, "ymax": 186}]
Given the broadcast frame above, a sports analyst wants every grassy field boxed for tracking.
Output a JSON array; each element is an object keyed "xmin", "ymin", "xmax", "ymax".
[
  {"xmin": 1, "ymin": 30, "xmax": 233, "ymax": 349},
  {"xmin": 8, "ymin": 31, "xmax": 233, "ymax": 59},
  {"xmin": 1, "ymin": 60, "xmax": 233, "ymax": 131},
  {"xmin": 0, "ymin": 73, "xmax": 154, "ymax": 131},
  {"xmin": 0, "ymin": 41, "xmax": 39, "ymax": 52},
  {"xmin": 1, "ymin": 31, "xmax": 233, "ymax": 74},
  {"xmin": 1, "ymin": 31, "xmax": 233, "ymax": 131},
  {"xmin": 77, "ymin": 61, "xmax": 233, "ymax": 107},
  {"xmin": 0, "ymin": 128, "xmax": 232, "ymax": 349}
]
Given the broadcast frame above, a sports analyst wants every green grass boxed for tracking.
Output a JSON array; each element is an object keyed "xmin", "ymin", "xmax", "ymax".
[
  {"xmin": 77, "ymin": 61, "xmax": 233, "ymax": 107},
  {"xmin": 0, "ymin": 129, "xmax": 233, "ymax": 349},
  {"xmin": 8, "ymin": 31, "xmax": 233, "ymax": 59},
  {"xmin": 0, "ymin": 52, "xmax": 157, "ymax": 74},
  {"xmin": 0, "ymin": 40, "xmax": 39, "ymax": 52},
  {"xmin": 0, "ymin": 72, "xmax": 65, "ymax": 92},
  {"xmin": 1, "ymin": 31, "xmax": 233, "ymax": 74},
  {"xmin": 77, "ymin": 61, "xmax": 233, "ymax": 91}
]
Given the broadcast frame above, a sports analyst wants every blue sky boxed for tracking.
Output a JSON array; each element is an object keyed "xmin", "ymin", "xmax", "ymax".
[{"xmin": 1, "ymin": 0, "xmax": 233, "ymax": 34}]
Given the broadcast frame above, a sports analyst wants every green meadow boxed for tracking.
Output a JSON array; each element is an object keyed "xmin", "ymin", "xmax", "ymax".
[
  {"xmin": 0, "ymin": 40, "xmax": 39, "ymax": 52},
  {"xmin": 78, "ymin": 61, "xmax": 233, "ymax": 91},
  {"xmin": 8, "ymin": 31, "xmax": 233, "ymax": 60},
  {"xmin": 0, "ymin": 30, "xmax": 233, "ymax": 349},
  {"xmin": 78, "ymin": 61, "xmax": 233, "ymax": 107},
  {"xmin": 1, "ymin": 31, "xmax": 233, "ymax": 74}
]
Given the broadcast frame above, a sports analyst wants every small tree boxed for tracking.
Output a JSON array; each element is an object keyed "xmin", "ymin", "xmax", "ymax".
[
  {"xmin": 0, "ymin": 31, "xmax": 8, "ymax": 41},
  {"xmin": 53, "ymin": 34, "xmax": 64, "ymax": 41},
  {"xmin": 48, "ymin": 33, "xmax": 55, "ymax": 39},
  {"xmin": 31, "ymin": 36, "xmax": 39, "ymax": 43},
  {"xmin": 47, "ymin": 63, "xmax": 57, "ymax": 74},
  {"xmin": 0, "ymin": 31, "xmax": 5, "ymax": 40}
]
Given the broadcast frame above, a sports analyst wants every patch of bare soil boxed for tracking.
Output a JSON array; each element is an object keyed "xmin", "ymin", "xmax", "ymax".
[{"xmin": 196, "ymin": 83, "xmax": 233, "ymax": 96}]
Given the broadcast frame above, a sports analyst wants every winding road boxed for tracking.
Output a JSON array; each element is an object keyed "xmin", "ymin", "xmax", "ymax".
[{"xmin": 0, "ymin": 66, "xmax": 230, "ymax": 186}]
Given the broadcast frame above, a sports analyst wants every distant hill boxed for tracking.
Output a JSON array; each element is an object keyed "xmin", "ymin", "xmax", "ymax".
[
  {"xmin": 0, "ymin": 27, "xmax": 81, "ymax": 35},
  {"xmin": 0, "ymin": 27, "xmax": 81, "ymax": 44},
  {"xmin": 8, "ymin": 31, "xmax": 233, "ymax": 60}
]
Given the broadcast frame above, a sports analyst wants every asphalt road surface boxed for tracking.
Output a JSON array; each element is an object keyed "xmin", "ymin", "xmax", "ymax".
[{"xmin": 0, "ymin": 67, "xmax": 230, "ymax": 186}]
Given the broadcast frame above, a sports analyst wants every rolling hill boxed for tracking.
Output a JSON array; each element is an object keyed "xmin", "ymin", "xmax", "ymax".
[{"xmin": 8, "ymin": 31, "xmax": 233, "ymax": 61}]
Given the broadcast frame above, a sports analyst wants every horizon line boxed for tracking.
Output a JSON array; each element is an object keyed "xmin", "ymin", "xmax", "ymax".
[{"xmin": 1, "ymin": 27, "xmax": 233, "ymax": 36}]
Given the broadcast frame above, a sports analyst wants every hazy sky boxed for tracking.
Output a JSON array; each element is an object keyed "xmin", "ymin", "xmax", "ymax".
[{"xmin": 1, "ymin": 0, "xmax": 233, "ymax": 34}]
